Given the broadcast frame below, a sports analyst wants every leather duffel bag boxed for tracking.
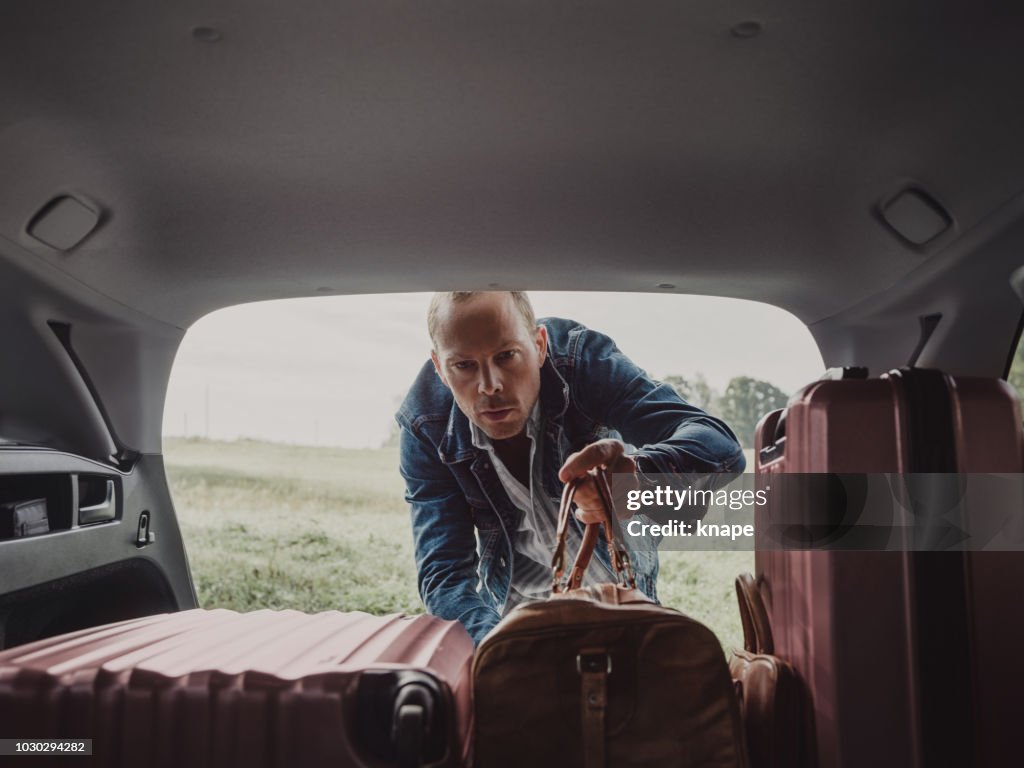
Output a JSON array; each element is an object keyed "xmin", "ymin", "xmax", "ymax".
[
  {"xmin": 729, "ymin": 573, "xmax": 807, "ymax": 768},
  {"xmin": 473, "ymin": 469, "xmax": 749, "ymax": 768}
]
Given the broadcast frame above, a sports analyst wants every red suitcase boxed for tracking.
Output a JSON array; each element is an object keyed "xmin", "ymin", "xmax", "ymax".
[
  {"xmin": 0, "ymin": 608, "xmax": 474, "ymax": 767},
  {"xmin": 754, "ymin": 368, "xmax": 1024, "ymax": 768}
]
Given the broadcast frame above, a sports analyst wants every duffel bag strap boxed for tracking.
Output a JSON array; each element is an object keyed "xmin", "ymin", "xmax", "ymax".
[
  {"xmin": 577, "ymin": 649, "xmax": 612, "ymax": 768},
  {"xmin": 735, "ymin": 572, "xmax": 774, "ymax": 654},
  {"xmin": 552, "ymin": 468, "xmax": 637, "ymax": 593}
]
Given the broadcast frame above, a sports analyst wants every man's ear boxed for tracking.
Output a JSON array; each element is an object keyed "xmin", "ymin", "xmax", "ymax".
[
  {"xmin": 430, "ymin": 351, "xmax": 450, "ymax": 388},
  {"xmin": 535, "ymin": 325, "xmax": 548, "ymax": 367}
]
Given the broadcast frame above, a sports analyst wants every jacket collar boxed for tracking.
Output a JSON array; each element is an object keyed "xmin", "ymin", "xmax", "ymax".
[{"xmin": 438, "ymin": 356, "xmax": 570, "ymax": 464}]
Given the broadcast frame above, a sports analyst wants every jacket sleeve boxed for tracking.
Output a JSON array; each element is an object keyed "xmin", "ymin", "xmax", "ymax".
[
  {"xmin": 398, "ymin": 423, "xmax": 502, "ymax": 645},
  {"xmin": 570, "ymin": 327, "xmax": 746, "ymax": 478}
]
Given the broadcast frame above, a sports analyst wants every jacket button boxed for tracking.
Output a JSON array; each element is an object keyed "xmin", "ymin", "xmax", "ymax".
[{"xmin": 499, "ymin": 557, "xmax": 507, "ymax": 568}]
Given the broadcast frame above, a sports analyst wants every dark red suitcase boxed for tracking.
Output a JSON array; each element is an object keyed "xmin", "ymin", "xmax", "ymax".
[
  {"xmin": 0, "ymin": 608, "xmax": 474, "ymax": 767},
  {"xmin": 754, "ymin": 368, "xmax": 1024, "ymax": 768}
]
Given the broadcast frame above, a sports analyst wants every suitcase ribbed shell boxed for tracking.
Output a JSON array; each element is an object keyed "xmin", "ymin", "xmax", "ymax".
[{"xmin": 0, "ymin": 608, "xmax": 474, "ymax": 767}]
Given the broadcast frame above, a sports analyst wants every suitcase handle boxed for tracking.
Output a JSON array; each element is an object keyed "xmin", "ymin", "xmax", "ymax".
[
  {"xmin": 551, "ymin": 468, "xmax": 636, "ymax": 593},
  {"xmin": 393, "ymin": 682, "xmax": 434, "ymax": 768}
]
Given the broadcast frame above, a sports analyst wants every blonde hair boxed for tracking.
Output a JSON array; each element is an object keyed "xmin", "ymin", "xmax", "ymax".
[{"xmin": 428, "ymin": 291, "xmax": 537, "ymax": 349}]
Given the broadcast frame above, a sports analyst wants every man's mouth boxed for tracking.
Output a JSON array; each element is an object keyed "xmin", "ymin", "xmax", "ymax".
[{"xmin": 480, "ymin": 407, "xmax": 515, "ymax": 422}]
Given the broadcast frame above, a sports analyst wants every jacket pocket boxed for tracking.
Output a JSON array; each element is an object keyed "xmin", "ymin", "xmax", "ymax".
[{"xmin": 468, "ymin": 503, "xmax": 502, "ymax": 532}]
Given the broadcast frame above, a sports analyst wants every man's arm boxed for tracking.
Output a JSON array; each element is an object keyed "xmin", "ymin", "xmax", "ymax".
[
  {"xmin": 399, "ymin": 424, "xmax": 502, "ymax": 645},
  {"xmin": 571, "ymin": 326, "xmax": 746, "ymax": 475},
  {"xmin": 560, "ymin": 327, "xmax": 745, "ymax": 523}
]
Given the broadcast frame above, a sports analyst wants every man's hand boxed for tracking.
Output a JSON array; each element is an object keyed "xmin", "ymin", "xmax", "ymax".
[{"xmin": 558, "ymin": 439, "xmax": 639, "ymax": 523}]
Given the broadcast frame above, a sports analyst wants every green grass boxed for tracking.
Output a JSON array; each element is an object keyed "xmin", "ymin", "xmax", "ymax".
[{"xmin": 165, "ymin": 437, "xmax": 753, "ymax": 650}]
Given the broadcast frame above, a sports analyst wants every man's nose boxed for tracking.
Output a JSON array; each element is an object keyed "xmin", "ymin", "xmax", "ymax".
[{"xmin": 478, "ymin": 364, "xmax": 503, "ymax": 395}]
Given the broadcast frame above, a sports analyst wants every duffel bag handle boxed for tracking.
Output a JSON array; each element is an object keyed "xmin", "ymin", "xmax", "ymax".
[
  {"xmin": 552, "ymin": 467, "xmax": 637, "ymax": 593},
  {"xmin": 735, "ymin": 572, "xmax": 775, "ymax": 654}
]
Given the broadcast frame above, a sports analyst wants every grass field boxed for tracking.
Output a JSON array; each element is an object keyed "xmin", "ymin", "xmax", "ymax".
[{"xmin": 164, "ymin": 438, "xmax": 753, "ymax": 650}]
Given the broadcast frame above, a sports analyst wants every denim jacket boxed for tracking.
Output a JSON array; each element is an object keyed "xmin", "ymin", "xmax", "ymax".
[{"xmin": 396, "ymin": 318, "xmax": 745, "ymax": 644}]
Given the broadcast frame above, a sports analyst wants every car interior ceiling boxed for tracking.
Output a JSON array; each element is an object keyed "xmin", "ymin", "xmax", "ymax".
[{"xmin": 1, "ymin": 4, "xmax": 1024, "ymax": 464}]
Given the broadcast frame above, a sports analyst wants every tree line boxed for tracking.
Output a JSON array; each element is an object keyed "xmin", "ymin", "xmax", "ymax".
[
  {"xmin": 663, "ymin": 374, "xmax": 788, "ymax": 449},
  {"xmin": 1010, "ymin": 340, "xmax": 1024, "ymax": 402}
]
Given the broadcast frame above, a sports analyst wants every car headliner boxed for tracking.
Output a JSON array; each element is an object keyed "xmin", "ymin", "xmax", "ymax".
[{"xmin": 1, "ymin": 1, "xmax": 1023, "ymax": 459}]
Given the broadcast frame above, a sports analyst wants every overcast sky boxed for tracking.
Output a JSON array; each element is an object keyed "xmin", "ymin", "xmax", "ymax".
[{"xmin": 162, "ymin": 292, "xmax": 824, "ymax": 448}]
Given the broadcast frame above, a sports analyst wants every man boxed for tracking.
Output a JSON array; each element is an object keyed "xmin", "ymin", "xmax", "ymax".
[{"xmin": 396, "ymin": 291, "xmax": 744, "ymax": 644}]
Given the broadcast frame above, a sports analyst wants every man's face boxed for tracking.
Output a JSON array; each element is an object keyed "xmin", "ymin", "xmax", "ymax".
[{"xmin": 431, "ymin": 293, "xmax": 548, "ymax": 441}]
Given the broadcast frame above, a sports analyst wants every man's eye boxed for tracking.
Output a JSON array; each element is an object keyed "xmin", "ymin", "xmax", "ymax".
[
  {"xmin": 453, "ymin": 360, "xmax": 476, "ymax": 371},
  {"xmin": 496, "ymin": 350, "xmax": 517, "ymax": 362}
]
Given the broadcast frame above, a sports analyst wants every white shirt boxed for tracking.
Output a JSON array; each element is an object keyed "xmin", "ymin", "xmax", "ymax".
[{"xmin": 470, "ymin": 402, "xmax": 617, "ymax": 612}]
